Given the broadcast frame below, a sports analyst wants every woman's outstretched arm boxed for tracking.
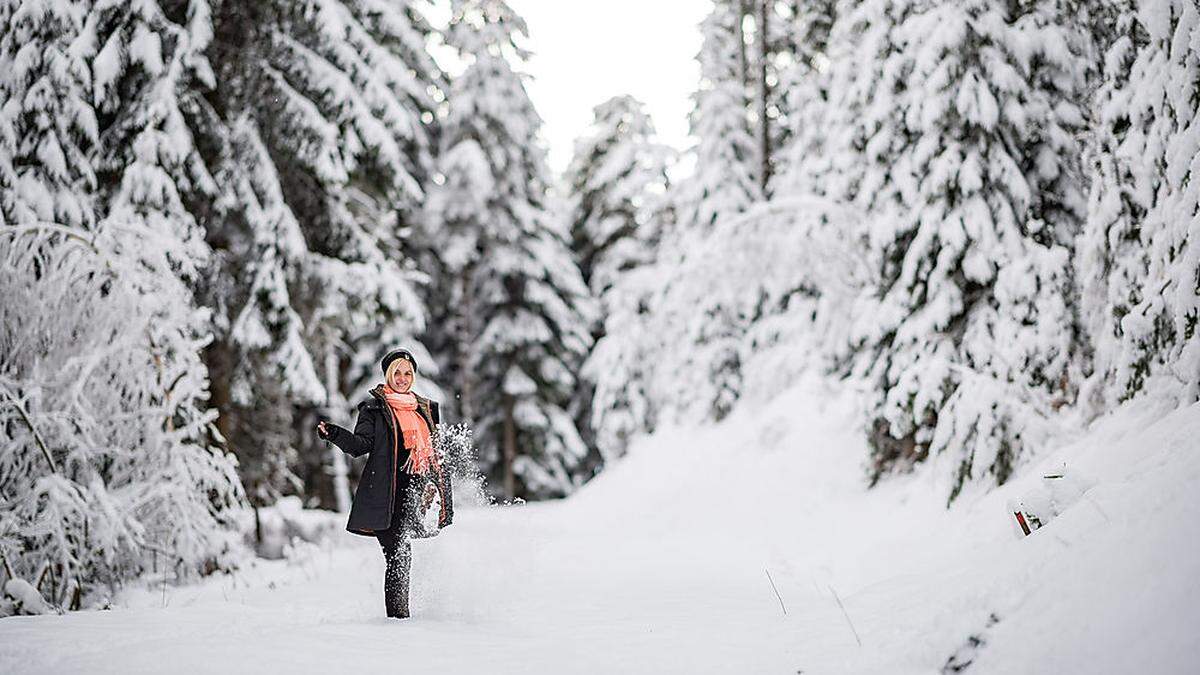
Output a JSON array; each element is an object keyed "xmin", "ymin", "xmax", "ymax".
[{"xmin": 319, "ymin": 402, "xmax": 376, "ymax": 457}]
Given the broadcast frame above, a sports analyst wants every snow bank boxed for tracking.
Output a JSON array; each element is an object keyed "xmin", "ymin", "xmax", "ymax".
[
  {"xmin": 550, "ymin": 375, "xmax": 1200, "ymax": 673},
  {"xmin": 246, "ymin": 497, "xmax": 345, "ymax": 560},
  {"xmin": 2, "ymin": 580, "xmax": 54, "ymax": 617}
]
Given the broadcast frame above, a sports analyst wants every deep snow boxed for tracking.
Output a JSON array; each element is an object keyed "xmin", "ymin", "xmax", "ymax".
[{"xmin": 1, "ymin": 376, "xmax": 1197, "ymax": 674}]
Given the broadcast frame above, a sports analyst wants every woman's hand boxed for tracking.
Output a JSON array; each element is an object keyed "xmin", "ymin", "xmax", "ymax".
[{"xmin": 316, "ymin": 420, "xmax": 333, "ymax": 440}]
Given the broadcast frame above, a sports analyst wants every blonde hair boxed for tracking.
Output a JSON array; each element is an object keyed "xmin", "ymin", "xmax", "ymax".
[{"xmin": 386, "ymin": 356, "xmax": 416, "ymax": 386}]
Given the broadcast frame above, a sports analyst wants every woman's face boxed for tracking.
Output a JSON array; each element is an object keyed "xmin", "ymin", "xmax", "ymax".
[{"xmin": 389, "ymin": 360, "xmax": 415, "ymax": 393}]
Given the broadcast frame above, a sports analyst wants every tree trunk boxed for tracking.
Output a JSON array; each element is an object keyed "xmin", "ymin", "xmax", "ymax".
[
  {"xmin": 757, "ymin": 0, "xmax": 772, "ymax": 193},
  {"xmin": 324, "ymin": 340, "xmax": 351, "ymax": 514},
  {"xmin": 457, "ymin": 267, "xmax": 477, "ymax": 425},
  {"xmin": 203, "ymin": 342, "xmax": 234, "ymax": 451},
  {"xmin": 502, "ymin": 393, "xmax": 517, "ymax": 500}
]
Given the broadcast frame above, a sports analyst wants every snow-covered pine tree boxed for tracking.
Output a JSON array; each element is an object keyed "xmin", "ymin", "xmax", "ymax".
[
  {"xmin": 87, "ymin": 0, "xmax": 248, "ymax": 578},
  {"xmin": 858, "ymin": 0, "xmax": 1091, "ymax": 502},
  {"xmin": 201, "ymin": 0, "xmax": 439, "ymax": 505},
  {"xmin": 642, "ymin": 0, "xmax": 767, "ymax": 425},
  {"xmin": 427, "ymin": 0, "xmax": 594, "ymax": 500},
  {"xmin": 333, "ymin": 0, "xmax": 446, "ymax": 400},
  {"xmin": 581, "ymin": 189, "xmax": 683, "ymax": 467},
  {"xmin": 582, "ymin": 264, "xmax": 664, "ymax": 467},
  {"xmin": 565, "ymin": 95, "xmax": 670, "ymax": 307},
  {"xmin": 206, "ymin": 118, "xmax": 325, "ymax": 505},
  {"xmin": 563, "ymin": 95, "xmax": 670, "ymax": 464},
  {"xmin": 1079, "ymin": 0, "xmax": 1200, "ymax": 411},
  {"xmin": 0, "ymin": 0, "xmax": 244, "ymax": 610}
]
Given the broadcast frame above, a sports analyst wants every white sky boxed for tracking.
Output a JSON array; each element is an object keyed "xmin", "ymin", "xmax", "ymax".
[{"xmin": 504, "ymin": 1, "xmax": 711, "ymax": 175}]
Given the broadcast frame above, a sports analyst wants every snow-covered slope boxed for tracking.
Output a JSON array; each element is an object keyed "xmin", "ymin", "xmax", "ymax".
[{"xmin": 1, "ymin": 377, "xmax": 1196, "ymax": 674}]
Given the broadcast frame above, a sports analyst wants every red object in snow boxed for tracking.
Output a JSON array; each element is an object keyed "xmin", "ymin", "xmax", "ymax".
[{"xmin": 1014, "ymin": 511, "xmax": 1032, "ymax": 536}]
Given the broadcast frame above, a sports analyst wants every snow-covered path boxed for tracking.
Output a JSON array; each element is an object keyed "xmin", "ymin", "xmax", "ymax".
[
  {"xmin": 2, "ymin": 379, "xmax": 1198, "ymax": 674},
  {"xmin": 0, "ymin": 506, "xmax": 837, "ymax": 673}
]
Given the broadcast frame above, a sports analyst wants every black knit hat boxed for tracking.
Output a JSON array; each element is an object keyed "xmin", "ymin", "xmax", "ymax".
[{"xmin": 380, "ymin": 348, "xmax": 418, "ymax": 375}]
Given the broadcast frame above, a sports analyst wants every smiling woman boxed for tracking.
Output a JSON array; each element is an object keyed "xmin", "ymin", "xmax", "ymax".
[{"xmin": 316, "ymin": 349, "xmax": 452, "ymax": 619}]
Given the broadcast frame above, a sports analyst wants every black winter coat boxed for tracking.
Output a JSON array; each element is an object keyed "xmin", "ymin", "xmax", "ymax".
[{"xmin": 326, "ymin": 385, "xmax": 453, "ymax": 536}]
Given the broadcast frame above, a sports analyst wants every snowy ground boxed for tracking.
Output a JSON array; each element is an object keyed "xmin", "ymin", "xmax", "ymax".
[{"xmin": 2, "ymin": 377, "xmax": 1197, "ymax": 674}]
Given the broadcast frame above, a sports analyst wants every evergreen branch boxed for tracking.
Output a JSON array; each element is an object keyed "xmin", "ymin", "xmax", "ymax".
[{"xmin": 0, "ymin": 222, "xmax": 101, "ymax": 254}]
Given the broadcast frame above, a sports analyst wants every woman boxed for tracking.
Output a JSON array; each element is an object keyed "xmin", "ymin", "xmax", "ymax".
[{"xmin": 316, "ymin": 348, "xmax": 453, "ymax": 619}]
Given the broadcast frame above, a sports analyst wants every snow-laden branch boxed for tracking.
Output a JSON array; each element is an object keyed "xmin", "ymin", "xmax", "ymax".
[{"xmin": 0, "ymin": 382, "xmax": 59, "ymax": 474}]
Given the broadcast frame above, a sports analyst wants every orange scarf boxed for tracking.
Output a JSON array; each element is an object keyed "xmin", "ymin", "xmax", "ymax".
[{"xmin": 382, "ymin": 386, "xmax": 435, "ymax": 475}]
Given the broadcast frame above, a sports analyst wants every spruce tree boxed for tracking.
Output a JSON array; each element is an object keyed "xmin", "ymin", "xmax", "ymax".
[
  {"xmin": 650, "ymin": 0, "xmax": 766, "ymax": 424},
  {"xmin": 858, "ymin": 0, "xmax": 1091, "ymax": 501},
  {"xmin": 565, "ymin": 96, "xmax": 670, "ymax": 311},
  {"xmin": 201, "ymin": 0, "xmax": 439, "ymax": 505},
  {"xmin": 1079, "ymin": 0, "xmax": 1200, "ymax": 409},
  {"xmin": 427, "ymin": 0, "xmax": 593, "ymax": 500},
  {"xmin": 564, "ymin": 95, "xmax": 670, "ymax": 463},
  {"xmin": 0, "ymin": 0, "xmax": 244, "ymax": 608}
]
